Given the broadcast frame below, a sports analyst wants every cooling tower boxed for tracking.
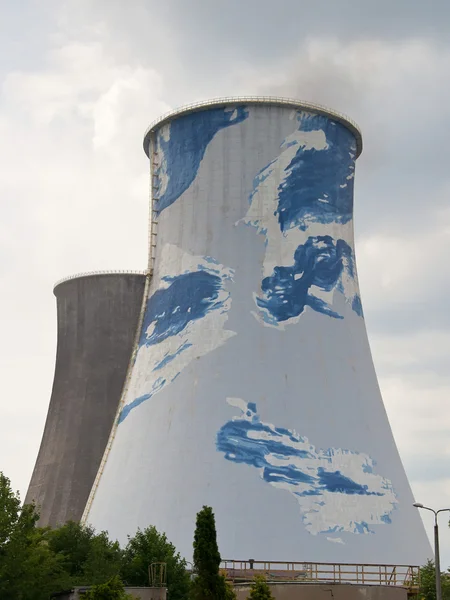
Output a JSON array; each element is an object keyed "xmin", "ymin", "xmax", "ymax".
[
  {"xmin": 26, "ymin": 271, "xmax": 146, "ymax": 527},
  {"xmin": 83, "ymin": 98, "xmax": 431, "ymax": 564}
]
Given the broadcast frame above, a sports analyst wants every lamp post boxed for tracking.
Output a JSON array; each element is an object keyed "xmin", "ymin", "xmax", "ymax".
[
  {"xmin": 185, "ymin": 561, "xmax": 196, "ymax": 581},
  {"xmin": 413, "ymin": 502, "xmax": 450, "ymax": 600}
]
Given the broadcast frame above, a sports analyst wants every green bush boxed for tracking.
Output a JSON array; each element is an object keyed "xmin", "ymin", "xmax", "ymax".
[
  {"xmin": 47, "ymin": 521, "xmax": 123, "ymax": 585},
  {"xmin": 83, "ymin": 575, "xmax": 133, "ymax": 600},
  {"xmin": 418, "ymin": 560, "xmax": 450, "ymax": 600},
  {"xmin": 247, "ymin": 575, "xmax": 274, "ymax": 600},
  {"xmin": 121, "ymin": 526, "xmax": 189, "ymax": 600}
]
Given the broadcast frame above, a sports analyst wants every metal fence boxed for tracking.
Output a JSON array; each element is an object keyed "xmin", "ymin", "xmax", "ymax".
[
  {"xmin": 220, "ymin": 560, "xmax": 420, "ymax": 589},
  {"xmin": 53, "ymin": 269, "xmax": 147, "ymax": 290},
  {"xmin": 142, "ymin": 96, "xmax": 363, "ymax": 158}
]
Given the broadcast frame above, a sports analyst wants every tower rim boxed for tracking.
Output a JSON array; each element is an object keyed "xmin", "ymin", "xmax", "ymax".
[
  {"xmin": 53, "ymin": 270, "xmax": 147, "ymax": 294},
  {"xmin": 143, "ymin": 96, "xmax": 363, "ymax": 159}
]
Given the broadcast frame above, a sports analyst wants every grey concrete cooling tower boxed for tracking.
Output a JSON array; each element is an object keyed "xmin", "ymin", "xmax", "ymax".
[{"xmin": 25, "ymin": 271, "xmax": 146, "ymax": 527}]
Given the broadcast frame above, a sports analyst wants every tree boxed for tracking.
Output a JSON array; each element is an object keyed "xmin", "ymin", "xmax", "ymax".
[
  {"xmin": 83, "ymin": 575, "xmax": 133, "ymax": 600},
  {"xmin": 0, "ymin": 472, "xmax": 21, "ymax": 547},
  {"xmin": 223, "ymin": 574, "xmax": 237, "ymax": 600},
  {"xmin": 418, "ymin": 560, "xmax": 450, "ymax": 600},
  {"xmin": 0, "ymin": 473, "xmax": 69, "ymax": 600},
  {"xmin": 121, "ymin": 526, "xmax": 189, "ymax": 600},
  {"xmin": 247, "ymin": 575, "xmax": 274, "ymax": 600},
  {"xmin": 47, "ymin": 521, "xmax": 123, "ymax": 585},
  {"xmin": 0, "ymin": 472, "xmax": 237, "ymax": 599},
  {"xmin": 190, "ymin": 506, "xmax": 229, "ymax": 600}
]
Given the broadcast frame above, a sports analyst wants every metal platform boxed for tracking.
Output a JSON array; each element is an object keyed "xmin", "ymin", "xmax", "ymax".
[{"xmin": 220, "ymin": 560, "xmax": 419, "ymax": 591}]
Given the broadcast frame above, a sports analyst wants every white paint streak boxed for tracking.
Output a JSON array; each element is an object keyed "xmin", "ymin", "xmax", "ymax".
[
  {"xmin": 226, "ymin": 397, "xmax": 249, "ymax": 413},
  {"xmin": 121, "ymin": 245, "xmax": 236, "ymax": 418},
  {"xmin": 158, "ymin": 243, "xmax": 234, "ymax": 283}
]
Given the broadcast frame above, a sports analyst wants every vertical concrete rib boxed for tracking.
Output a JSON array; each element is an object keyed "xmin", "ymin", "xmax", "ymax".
[{"xmin": 25, "ymin": 272, "xmax": 146, "ymax": 527}]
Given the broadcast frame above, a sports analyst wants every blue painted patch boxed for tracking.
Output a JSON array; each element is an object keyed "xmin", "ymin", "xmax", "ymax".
[
  {"xmin": 217, "ymin": 419, "xmax": 313, "ymax": 469},
  {"xmin": 276, "ymin": 118, "xmax": 355, "ymax": 232},
  {"xmin": 263, "ymin": 465, "xmax": 316, "ymax": 486},
  {"xmin": 257, "ymin": 235, "xmax": 353, "ymax": 322},
  {"xmin": 139, "ymin": 271, "xmax": 226, "ymax": 348},
  {"xmin": 354, "ymin": 522, "xmax": 370, "ymax": 534},
  {"xmin": 323, "ymin": 526, "xmax": 341, "ymax": 534},
  {"xmin": 217, "ymin": 401, "xmax": 396, "ymax": 535},
  {"xmin": 352, "ymin": 295, "xmax": 363, "ymax": 317},
  {"xmin": 217, "ymin": 408, "xmax": 379, "ymax": 498},
  {"xmin": 316, "ymin": 468, "xmax": 382, "ymax": 496},
  {"xmin": 157, "ymin": 106, "xmax": 248, "ymax": 211},
  {"xmin": 296, "ymin": 112, "xmax": 330, "ymax": 132},
  {"xmin": 119, "ymin": 255, "xmax": 235, "ymax": 424},
  {"xmin": 118, "ymin": 384, "xmax": 164, "ymax": 424}
]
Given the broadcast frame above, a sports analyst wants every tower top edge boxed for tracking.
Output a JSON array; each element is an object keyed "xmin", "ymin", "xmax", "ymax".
[
  {"xmin": 143, "ymin": 96, "xmax": 363, "ymax": 158},
  {"xmin": 53, "ymin": 270, "xmax": 148, "ymax": 292}
]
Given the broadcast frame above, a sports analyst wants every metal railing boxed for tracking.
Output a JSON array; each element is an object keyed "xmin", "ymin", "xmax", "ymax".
[
  {"xmin": 221, "ymin": 560, "xmax": 419, "ymax": 589},
  {"xmin": 53, "ymin": 269, "xmax": 147, "ymax": 290},
  {"xmin": 142, "ymin": 96, "xmax": 363, "ymax": 158}
]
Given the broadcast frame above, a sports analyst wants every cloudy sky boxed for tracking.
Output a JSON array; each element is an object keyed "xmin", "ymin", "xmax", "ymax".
[{"xmin": 1, "ymin": 0, "xmax": 450, "ymax": 565}]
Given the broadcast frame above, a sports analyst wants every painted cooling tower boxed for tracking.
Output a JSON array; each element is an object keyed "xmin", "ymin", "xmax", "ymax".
[
  {"xmin": 26, "ymin": 272, "xmax": 146, "ymax": 527},
  {"xmin": 84, "ymin": 98, "xmax": 431, "ymax": 564}
]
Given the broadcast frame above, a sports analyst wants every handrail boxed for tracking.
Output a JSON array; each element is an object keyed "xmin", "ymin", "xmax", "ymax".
[
  {"xmin": 142, "ymin": 96, "xmax": 363, "ymax": 159},
  {"xmin": 220, "ymin": 560, "xmax": 420, "ymax": 589},
  {"xmin": 53, "ymin": 270, "xmax": 147, "ymax": 291}
]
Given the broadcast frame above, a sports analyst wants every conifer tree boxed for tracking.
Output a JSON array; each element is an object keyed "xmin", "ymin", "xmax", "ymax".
[{"xmin": 190, "ymin": 506, "xmax": 231, "ymax": 600}]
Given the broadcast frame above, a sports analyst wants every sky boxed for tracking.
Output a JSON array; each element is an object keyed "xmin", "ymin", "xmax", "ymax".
[{"xmin": 1, "ymin": 0, "xmax": 450, "ymax": 566}]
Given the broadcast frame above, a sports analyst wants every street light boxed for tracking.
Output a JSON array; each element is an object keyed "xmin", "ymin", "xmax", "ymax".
[
  {"xmin": 413, "ymin": 502, "xmax": 450, "ymax": 600},
  {"xmin": 185, "ymin": 561, "xmax": 196, "ymax": 581}
]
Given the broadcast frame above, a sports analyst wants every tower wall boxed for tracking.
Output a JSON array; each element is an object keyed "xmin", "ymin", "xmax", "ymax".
[
  {"xmin": 84, "ymin": 100, "xmax": 430, "ymax": 564},
  {"xmin": 25, "ymin": 272, "xmax": 146, "ymax": 526}
]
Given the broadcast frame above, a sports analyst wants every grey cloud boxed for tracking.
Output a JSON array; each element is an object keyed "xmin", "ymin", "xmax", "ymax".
[
  {"xmin": 0, "ymin": 4, "xmax": 56, "ymax": 76},
  {"xmin": 365, "ymin": 304, "xmax": 450, "ymax": 337},
  {"xmin": 406, "ymin": 454, "xmax": 450, "ymax": 483},
  {"xmin": 249, "ymin": 45, "xmax": 450, "ymax": 237},
  {"xmin": 64, "ymin": 0, "xmax": 450, "ymax": 66}
]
